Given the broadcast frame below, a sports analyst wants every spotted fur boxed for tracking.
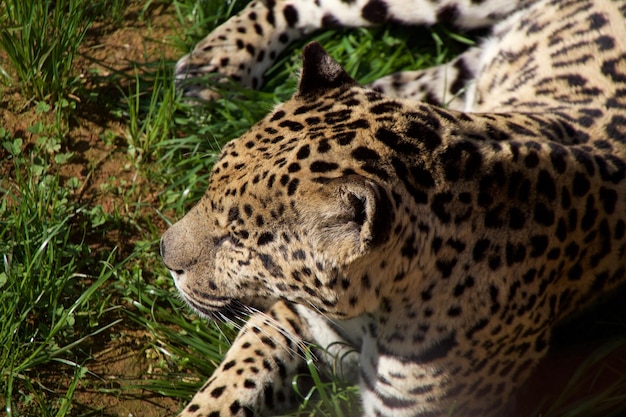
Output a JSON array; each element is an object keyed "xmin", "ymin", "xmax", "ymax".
[{"xmin": 163, "ymin": 0, "xmax": 626, "ymax": 415}]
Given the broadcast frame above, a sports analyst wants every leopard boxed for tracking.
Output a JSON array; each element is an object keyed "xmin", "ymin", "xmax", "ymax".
[{"xmin": 161, "ymin": 0, "xmax": 626, "ymax": 416}]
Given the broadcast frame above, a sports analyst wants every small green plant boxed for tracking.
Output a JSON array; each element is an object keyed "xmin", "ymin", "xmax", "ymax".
[
  {"xmin": 0, "ymin": 0, "xmax": 93, "ymax": 103},
  {"xmin": 124, "ymin": 64, "xmax": 177, "ymax": 165}
]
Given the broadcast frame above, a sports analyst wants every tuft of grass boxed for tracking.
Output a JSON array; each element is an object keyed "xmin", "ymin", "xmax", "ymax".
[
  {"xmin": 290, "ymin": 346, "xmax": 361, "ymax": 417},
  {"xmin": 0, "ymin": 0, "xmax": 92, "ymax": 104},
  {"xmin": 124, "ymin": 63, "xmax": 178, "ymax": 165}
]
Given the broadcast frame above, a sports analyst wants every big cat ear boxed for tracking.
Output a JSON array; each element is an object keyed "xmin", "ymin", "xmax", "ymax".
[
  {"xmin": 296, "ymin": 42, "xmax": 358, "ymax": 98},
  {"xmin": 300, "ymin": 175, "xmax": 394, "ymax": 264}
]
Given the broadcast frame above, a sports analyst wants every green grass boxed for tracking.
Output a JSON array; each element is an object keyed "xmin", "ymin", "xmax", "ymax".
[
  {"xmin": 0, "ymin": 0, "xmax": 625, "ymax": 416},
  {"xmin": 0, "ymin": 0, "xmax": 92, "ymax": 103},
  {"xmin": 0, "ymin": 133, "xmax": 121, "ymax": 416}
]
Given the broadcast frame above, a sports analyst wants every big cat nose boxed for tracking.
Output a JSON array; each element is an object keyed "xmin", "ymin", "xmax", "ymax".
[
  {"xmin": 159, "ymin": 235, "xmax": 166, "ymax": 259},
  {"xmin": 160, "ymin": 236, "xmax": 175, "ymax": 272},
  {"xmin": 160, "ymin": 227, "xmax": 184, "ymax": 274},
  {"xmin": 160, "ymin": 204, "xmax": 217, "ymax": 281}
]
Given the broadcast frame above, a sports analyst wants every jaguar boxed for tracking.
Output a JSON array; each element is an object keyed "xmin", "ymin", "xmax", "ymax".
[{"xmin": 161, "ymin": 0, "xmax": 626, "ymax": 415}]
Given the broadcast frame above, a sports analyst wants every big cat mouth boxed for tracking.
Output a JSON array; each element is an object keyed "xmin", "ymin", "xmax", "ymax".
[{"xmin": 179, "ymin": 289, "xmax": 267, "ymax": 324}]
